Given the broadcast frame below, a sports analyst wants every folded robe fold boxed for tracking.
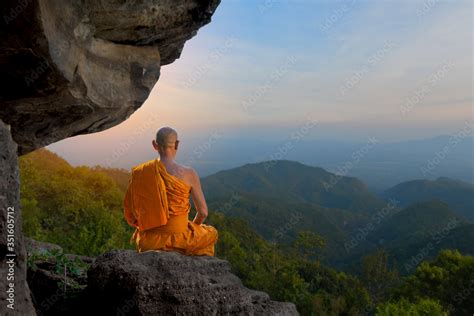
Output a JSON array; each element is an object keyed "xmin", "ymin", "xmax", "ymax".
[
  {"xmin": 123, "ymin": 158, "xmax": 218, "ymax": 256},
  {"xmin": 124, "ymin": 159, "xmax": 170, "ymax": 233}
]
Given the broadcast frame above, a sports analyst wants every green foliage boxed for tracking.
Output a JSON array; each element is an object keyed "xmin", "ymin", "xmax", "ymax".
[
  {"xmin": 27, "ymin": 248, "xmax": 90, "ymax": 291},
  {"xmin": 206, "ymin": 192, "xmax": 364, "ymax": 263},
  {"xmin": 383, "ymin": 177, "xmax": 474, "ymax": 221},
  {"xmin": 361, "ymin": 249, "xmax": 400, "ymax": 304},
  {"xmin": 202, "ymin": 160, "xmax": 385, "ymax": 212},
  {"xmin": 292, "ymin": 230, "xmax": 325, "ymax": 260},
  {"xmin": 27, "ymin": 248, "xmax": 88, "ymax": 276},
  {"xmin": 375, "ymin": 297, "xmax": 448, "ymax": 316},
  {"xmin": 321, "ymin": 200, "xmax": 474, "ymax": 274},
  {"xmin": 208, "ymin": 212, "xmax": 371, "ymax": 315},
  {"xmin": 204, "ymin": 162, "xmax": 474, "ymax": 275},
  {"xmin": 369, "ymin": 201, "xmax": 467, "ymax": 244},
  {"xmin": 91, "ymin": 165, "xmax": 131, "ymax": 192},
  {"xmin": 19, "ymin": 149, "xmax": 473, "ymax": 315},
  {"xmin": 20, "ymin": 148, "xmax": 135, "ymax": 257},
  {"xmin": 391, "ymin": 249, "xmax": 474, "ymax": 316},
  {"xmin": 298, "ymin": 260, "xmax": 372, "ymax": 315}
]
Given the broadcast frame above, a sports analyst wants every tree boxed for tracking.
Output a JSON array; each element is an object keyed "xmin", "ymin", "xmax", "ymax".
[
  {"xmin": 361, "ymin": 249, "xmax": 399, "ymax": 304},
  {"xmin": 392, "ymin": 249, "xmax": 474, "ymax": 315},
  {"xmin": 292, "ymin": 230, "xmax": 325, "ymax": 261},
  {"xmin": 375, "ymin": 297, "xmax": 448, "ymax": 316}
]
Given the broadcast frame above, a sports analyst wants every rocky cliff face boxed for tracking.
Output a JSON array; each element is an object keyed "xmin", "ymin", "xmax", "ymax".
[
  {"xmin": 0, "ymin": 121, "xmax": 36, "ymax": 316},
  {"xmin": 1, "ymin": 1, "xmax": 299, "ymax": 315},
  {"xmin": 24, "ymin": 239, "xmax": 298, "ymax": 315},
  {"xmin": 0, "ymin": 1, "xmax": 220, "ymax": 315},
  {"xmin": 1, "ymin": 0, "xmax": 220, "ymax": 155}
]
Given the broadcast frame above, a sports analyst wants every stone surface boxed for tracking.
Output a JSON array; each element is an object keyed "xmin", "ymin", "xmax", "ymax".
[
  {"xmin": 26, "ymin": 240, "xmax": 94, "ymax": 315},
  {"xmin": 0, "ymin": 2, "xmax": 297, "ymax": 315},
  {"xmin": 0, "ymin": 1, "xmax": 219, "ymax": 312},
  {"xmin": 25, "ymin": 237, "xmax": 63, "ymax": 255},
  {"xmin": 25, "ymin": 239, "xmax": 299, "ymax": 315},
  {"xmin": 0, "ymin": 0, "xmax": 220, "ymax": 155},
  {"xmin": 86, "ymin": 249, "xmax": 299, "ymax": 315},
  {"xmin": 0, "ymin": 120, "xmax": 36, "ymax": 316}
]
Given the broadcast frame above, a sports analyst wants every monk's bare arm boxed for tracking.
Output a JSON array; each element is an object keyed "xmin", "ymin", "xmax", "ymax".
[{"xmin": 189, "ymin": 168, "xmax": 208, "ymax": 225}]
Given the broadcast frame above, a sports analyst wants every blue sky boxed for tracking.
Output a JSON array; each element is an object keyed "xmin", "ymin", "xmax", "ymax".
[
  {"xmin": 48, "ymin": 0, "xmax": 473, "ymax": 166},
  {"xmin": 154, "ymin": 0, "xmax": 472, "ymax": 138}
]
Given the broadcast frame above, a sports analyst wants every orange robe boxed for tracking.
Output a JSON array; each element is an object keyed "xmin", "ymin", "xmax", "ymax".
[{"xmin": 123, "ymin": 158, "xmax": 218, "ymax": 256}]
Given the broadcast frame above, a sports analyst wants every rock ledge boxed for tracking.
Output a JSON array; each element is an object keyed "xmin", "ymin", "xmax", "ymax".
[{"xmin": 86, "ymin": 249, "xmax": 299, "ymax": 315}]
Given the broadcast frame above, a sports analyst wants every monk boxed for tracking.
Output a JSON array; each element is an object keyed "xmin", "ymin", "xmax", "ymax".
[{"xmin": 123, "ymin": 127, "xmax": 218, "ymax": 256}]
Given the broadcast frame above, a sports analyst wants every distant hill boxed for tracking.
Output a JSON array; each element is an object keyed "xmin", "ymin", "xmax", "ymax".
[
  {"xmin": 206, "ymin": 192, "xmax": 370, "ymax": 261},
  {"xmin": 340, "ymin": 200, "xmax": 474, "ymax": 274},
  {"xmin": 382, "ymin": 177, "xmax": 474, "ymax": 221},
  {"xmin": 380, "ymin": 223, "xmax": 474, "ymax": 275},
  {"xmin": 20, "ymin": 149, "xmax": 474, "ymax": 277},
  {"xmin": 20, "ymin": 147, "xmax": 73, "ymax": 172},
  {"xmin": 202, "ymin": 160, "xmax": 385, "ymax": 213},
  {"xmin": 92, "ymin": 166, "xmax": 130, "ymax": 193},
  {"xmin": 369, "ymin": 200, "xmax": 470, "ymax": 245},
  {"xmin": 48, "ymin": 134, "xmax": 473, "ymax": 190},
  {"xmin": 202, "ymin": 161, "xmax": 474, "ymax": 269}
]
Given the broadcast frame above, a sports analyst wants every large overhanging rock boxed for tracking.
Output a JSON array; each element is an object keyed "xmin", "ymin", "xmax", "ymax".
[
  {"xmin": 0, "ymin": 1, "xmax": 220, "ymax": 315},
  {"xmin": 0, "ymin": 0, "xmax": 220, "ymax": 155}
]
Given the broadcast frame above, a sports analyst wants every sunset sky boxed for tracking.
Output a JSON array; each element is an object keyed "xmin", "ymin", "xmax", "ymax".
[{"xmin": 48, "ymin": 0, "xmax": 473, "ymax": 167}]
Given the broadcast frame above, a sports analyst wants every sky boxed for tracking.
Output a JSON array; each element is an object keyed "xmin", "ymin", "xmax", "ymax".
[{"xmin": 48, "ymin": 0, "xmax": 473, "ymax": 168}]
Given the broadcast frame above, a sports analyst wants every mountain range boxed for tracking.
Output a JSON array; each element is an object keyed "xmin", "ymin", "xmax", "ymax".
[
  {"xmin": 201, "ymin": 160, "xmax": 474, "ymax": 272},
  {"xmin": 382, "ymin": 177, "xmax": 474, "ymax": 221},
  {"xmin": 47, "ymin": 134, "xmax": 474, "ymax": 191},
  {"xmin": 27, "ymin": 149, "xmax": 473, "ymax": 274},
  {"xmin": 202, "ymin": 160, "xmax": 386, "ymax": 213}
]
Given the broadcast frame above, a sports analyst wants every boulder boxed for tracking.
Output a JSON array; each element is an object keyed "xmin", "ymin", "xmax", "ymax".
[
  {"xmin": 25, "ymin": 237, "xmax": 63, "ymax": 255},
  {"xmin": 25, "ymin": 246, "xmax": 299, "ymax": 315},
  {"xmin": 0, "ymin": 0, "xmax": 221, "ymax": 154},
  {"xmin": 86, "ymin": 249, "xmax": 299, "ymax": 315}
]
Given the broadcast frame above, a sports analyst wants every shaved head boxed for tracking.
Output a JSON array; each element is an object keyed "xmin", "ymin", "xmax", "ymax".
[{"xmin": 156, "ymin": 126, "xmax": 178, "ymax": 147}]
